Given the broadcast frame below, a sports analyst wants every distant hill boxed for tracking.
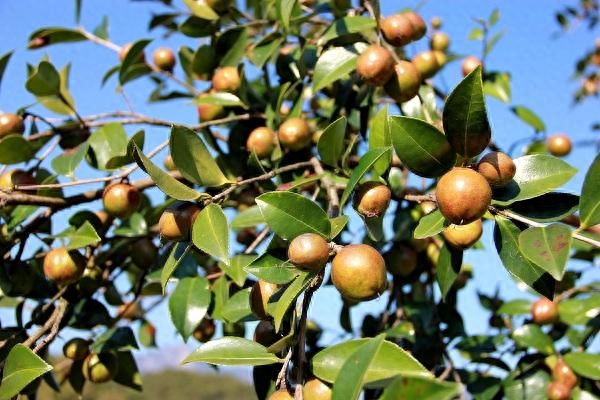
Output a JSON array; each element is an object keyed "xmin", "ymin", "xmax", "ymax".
[{"xmin": 37, "ymin": 369, "xmax": 256, "ymax": 400}]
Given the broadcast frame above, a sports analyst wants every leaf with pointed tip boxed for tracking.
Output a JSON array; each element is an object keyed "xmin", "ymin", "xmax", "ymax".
[
  {"xmin": 579, "ymin": 152, "xmax": 600, "ymax": 229},
  {"xmin": 182, "ymin": 0, "xmax": 219, "ymax": 20},
  {"xmin": 119, "ymin": 39, "xmax": 152, "ymax": 85},
  {"xmin": 436, "ymin": 244, "xmax": 463, "ymax": 300},
  {"xmin": 51, "ymin": 143, "xmax": 89, "ymax": 177},
  {"xmin": 414, "ymin": 210, "xmax": 445, "ymax": 239},
  {"xmin": 268, "ymin": 270, "xmax": 314, "ymax": 332},
  {"xmin": 509, "ymin": 192, "xmax": 579, "ymax": 223},
  {"xmin": 340, "ymin": 147, "xmax": 392, "ymax": 207},
  {"xmin": 369, "ymin": 105, "xmax": 392, "ymax": 177},
  {"xmin": 245, "ymin": 254, "xmax": 300, "ymax": 284},
  {"xmin": 182, "ymin": 337, "xmax": 282, "ymax": 366},
  {"xmin": 0, "ymin": 344, "xmax": 52, "ymax": 400},
  {"xmin": 27, "ymin": 27, "xmax": 86, "ymax": 48},
  {"xmin": 113, "ymin": 351, "xmax": 143, "ymax": 391},
  {"xmin": 483, "ymin": 72, "xmax": 511, "ymax": 103},
  {"xmin": 0, "ymin": 51, "xmax": 13, "ymax": 92},
  {"xmin": 168, "ymin": 277, "xmax": 211, "ymax": 341},
  {"xmin": 510, "ymin": 105, "xmax": 545, "ymax": 133},
  {"xmin": 0, "ymin": 135, "xmax": 35, "ymax": 165},
  {"xmin": 66, "ymin": 221, "xmax": 101, "ymax": 250},
  {"xmin": 564, "ymin": 353, "xmax": 600, "ymax": 380},
  {"xmin": 26, "ymin": 61, "xmax": 60, "ymax": 96},
  {"xmin": 318, "ymin": 16, "xmax": 377, "ymax": 46},
  {"xmin": 220, "ymin": 254, "xmax": 256, "ymax": 287},
  {"xmin": 512, "ymin": 324, "xmax": 554, "ymax": 354},
  {"xmin": 231, "ymin": 205, "xmax": 264, "ymax": 229},
  {"xmin": 317, "ymin": 116, "xmax": 347, "ymax": 167},
  {"xmin": 379, "ymin": 376, "xmax": 460, "ymax": 400},
  {"xmin": 194, "ymin": 92, "xmax": 246, "ymax": 108},
  {"xmin": 221, "ymin": 289, "xmax": 253, "ymax": 322},
  {"xmin": 161, "ymin": 242, "xmax": 192, "ymax": 294},
  {"xmin": 91, "ymin": 327, "xmax": 139, "ymax": 353},
  {"xmin": 313, "ymin": 43, "xmax": 367, "ymax": 92},
  {"xmin": 276, "ymin": 0, "xmax": 298, "ymax": 32},
  {"xmin": 88, "ymin": 122, "xmax": 128, "ymax": 170},
  {"xmin": 192, "ymin": 204, "xmax": 230, "ymax": 264},
  {"xmin": 518, "ymin": 224, "xmax": 572, "ymax": 281}
]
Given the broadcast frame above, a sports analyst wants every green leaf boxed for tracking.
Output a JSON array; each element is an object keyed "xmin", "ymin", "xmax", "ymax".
[
  {"xmin": 312, "ymin": 338, "xmax": 430, "ymax": 386},
  {"xmin": 93, "ymin": 16, "xmax": 109, "ymax": 40},
  {"xmin": 105, "ymin": 130, "xmax": 145, "ymax": 169},
  {"xmin": 231, "ymin": 205, "xmax": 264, "ymax": 229},
  {"xmin": 194, "ymin": 92, "xmax": 246, "ymax": 108},
  {"xmin": 497, "ymin": 299, "xmax": 532, "ymax": 315},
  {"xmin": 221, "ymin": 289, "xmax": 253, "ymax": 322},
  {"xmin": 130, "ymin": 140, "xmax": 202, "ymax": 201},
  {"xmin": 493, "ymin": 216, "xmax": 555, "ymax": 299},
  {"xmin": 119, "ymin": 39, "xmax": 152, "ymax": 85},
  {"xmin": 0, "ymin": 51, "xmax": 13, "ymax": 92},
  {"xmin": 87, "ymin": 122, "xmax": 128, "ymax": 170},
  {"xmin": 182, "ymin": 337, "xmax": 282, "ymax": 366},
  {"xmin": 168, "ymin": 277, "xmax": 211, "ymax": 341},
  {"xmin": 276, "ymin": 0, "xmax": 297, "ymax": 32},
  {"xmin": 182, "ymin": 0, "xmax": 219, "ymax": 20},
  {"xmin": 0, "ymin": 344, "xmax": 52, "ymax": 400},
  {"xmin": 91, "ymin": 327, "xmax": 139, "ymax": 353},
  {"xmin": 579, "ymin": 152, "xmax": 600, "ymax": 229},
  {"xmin": 493, "ymin": 155, "xmax": 577, "ymax": 206},
  {"xmin": 27, "ymin": 27, "xmax": 86, "ymax": 48},
  {"xmin": 558, "ymin": 294, "xmax": 600, "ymax": 325},
  {"xmin": 51, "ymin": 143, "xmax": 89, "ymax": 177},
  {"xmin": 509, "ymin": 192, "xmax": 579, "ymax": 223},
  {"xmin": 190, "ymin": 44, "xmax": 217, "ymax": 77},
  {"xmin": 0, "ymin": 135, "xmax": 35, "ymax": 164},
  {"xmin": 66, "ymin": 221, "xmax": 101, "ymax": 250},
  {"xmin": 249, "ymin": 35, "xmax": 284, "ymax": 68},
  {"xmin": 564, "ymin": 352, "xmax": 600, "ymax": 380},
  {"xmin": 256, "ymin": 192, "xmax": 331, "ymax": 240},
  {"xmin": 379, "ymin": 376, "xmax": 461, "ymax": 400},
  {"xmin": 443, "ymin": 67, "xmax": 491, "ymax": 158},
  {"xmin": 340, "ymin": 147, "xmax": 392, "ymax": 207},
  {"xmin": 483, "ymin": 72, "xmax": 511, "ymax": 103},
  {"xmin": 221, "ymin": 254, "xmax": 256, "ymax": 287},
  {"xmin": 469, "ymin": 28, "xmax": 484, "ymax": 41},
  {"xmin": 489, "ymin": 8, "xmax": 501, "ymax": 26},
  {"xmin": 332, "ymin": 334, "xmax": 385, "ymax": 400},
  {"xmin": 510, "ymin": 105, "xmax": 546, "ymax": 133},
  {"xmin": 192, "ymin": 204, "xmax": 230, "ymax": 264},
  {"xmin": 390, "ymin": 116, "xmax": 456, "ymax": 178},
  {"xmin": 216, "ymin": 27, "xmax": 248, "ymax": 67},
  {"xmin": 318, "ymin": 16, "xmax": 377, "ymax": 46},
  {"xmin": 170, "ymin": 125, "xmax": 230, "ymax": 187},
  {"xmin": 504, "ymin": 369, "xmax": 549, "ymax": 400},
  {"xmin": 268, "ymin": 270, "xmax": 314, "ymax": 332},
  {"xmin": 484, "ymin": 30, "xmax": 504, "ymax": 56},
  {"xmin": 113, "ymin": 351, "xmax": 143, "ymax": 391},
  {"xmin": 369, "ymin": 105, "xmax": 392, "ymax": 177},
  {"xmin": 313, "ymin": 43, "xmax": 367, "ymax": 92},
  {"xmin": 414, "ymin": 209, "xmax": 445, "ymax": 239},
  {"xmin": 26, "ymin": 61, "xmax": 60, "ymax": 96},
  {"xmin": 518, "ymin": 224, "xmax": 572, "ymax": 281},
  {"xmin": 436, "ymin": 244, "xmax": 463, "ymax": 300},
  {"xmin": 245, "ymin": 254, "xmax": 300, "ymax": 284},
  {"xmin": 160, "ymin": 242, "xmax": 192, "ymax": 294},
  {"xmin": 512, "ymin": 324, "xmax": 554, "ymax": 354},
  {"xmin": 317, "ymin": 116, "xmax": 347, "ymax": 167},
  {"xmin": 329, "ymin": 215, "xmax": 349, "ymax": 239}
]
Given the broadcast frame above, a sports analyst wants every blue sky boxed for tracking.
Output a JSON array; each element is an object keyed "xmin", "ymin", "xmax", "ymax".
[{"xmin": 0, "ymin": 0, "xmax": 599, "ymax": 378}]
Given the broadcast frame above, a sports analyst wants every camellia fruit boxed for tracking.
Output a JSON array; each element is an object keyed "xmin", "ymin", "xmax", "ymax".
[
  {"xmin": 384, "ymin": 60, "xmax": 422, "ymax": 103},
  {"xmin": 430, "ymin": 16, "xmax": 442, "ymax": 30},
  {"xmin": 43, "ymin": 247, "xmax": 86, "ymax": 286},
  {"xmin": 442, "ymin": 219, "xmax": 483, "ymax": 249},
  {"xmin": 278, "ymin": 117, "xmax": 312, "ymax": 151},
  {"xmin": 246, "ymin": 126, "xmax": 276, "ymax": 159},
  {"xmin": 119, "ymin": 42, "xmax": 145, "ymax": 63},
  {"xmin": 403, "ymin": 11, "xmax": 427, "ymax": 40},
  {"xmin": 462, "ymin": 56, "xmax": 484, "ymax": 77},
  {"xmin": 304, "ymin": 377, "xmax": 333, "ymax": 400},
  {"xmin": 197, "ymin": 92, "xmax": 227, "ymax": 121},
  {"xmin": 412, "ymin": 51, "xmax": 441, "ymax": 79},
  {"xmin": 531, "ymin": 297, "xmax": 559, "ymax": 325},
  {"xmin": 353, "ymin": 181, "xmax": 392, "ymax": 218},
  {"xmin": 212, "ymin": 66, "xmax": 241, "ymax": 93},
  {"xmin": 0, "ymin": 113, "xmax": 25, "ymax": 138},
  {"xmin": 287, "ymin": 233, "xmax": 330, "ymax": 272},
  {"xmin": 477, "ymin": 151, "xmax": 516, "ymax": 187},
  {"xmin": 82, "ymin": 352, "xmax": 119, "ymax": 383},
  {"xmin": 380, "ymin": 14, "xmax": 416, "ymax": 47},
  {"xmin": 193, "ymin": 318, "xmax": 216, "ymax": 343},
  {"xmin": 430, "ymin": 31, "xmax": 450, "ymax": 52},
  {"xmin": 102, "ymin": 182, "xmax": 141, "ymax": 219},
  {"xmin": 552, "ymin": 358, "xmax": 577, "ymax": 389},
  {"xmin": 253, "ymin": 319, "xmax": 280, "ymax": 347},
  {"xmin": 0, "ymin": 169, "xmax": 36, "ymax": 191},
  {"xmin": 384, "ymin": 243, "xmax": 418, "ymax": 277},
  {"xmin": 268, "ymin": 389, "xmax": 294, "ymax": 400},
  {"xmin": 435, "ymin": 168, "xmax": 492, "ymax": 225},
  {"xmin": 250, "ymin": 280, "xmax": 278, "ymax": 320},
  {"xmin": 331, "ymin": 244, "xmax": 387, "ymax": 302},
  {"xmin": 546, "ymin": 133, "xmax": 572, "ymax": 157},
  {"xmin": 63, "ymin": 338, "xmax": 90, "ymax": 361},
  {"xmin": 163, "ymin": 154, "xmax": 176, "ymax": 171},
  {"xmin": 356, "ymin": 45, "xmax": 395, "ymax": 86},
  {"xmin": 159, "ymin": 202, "xmax": 202, "ymax": 242},
  {"xmin": 152, "ymin": 47, "xmax": 176, "ymax": 72},
  {"xmin": 546, "ymin": 381, "xmax": 572, "ymax": 400}
]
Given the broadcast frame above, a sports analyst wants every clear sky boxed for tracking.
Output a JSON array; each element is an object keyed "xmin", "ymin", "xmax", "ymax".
[{"xmin": 0, "ymin": 0, "xmax": 598, "ymax": 379}]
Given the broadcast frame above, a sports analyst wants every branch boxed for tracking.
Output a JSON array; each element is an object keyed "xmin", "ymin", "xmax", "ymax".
[{"xmin": 310, "ymin": 157, "xmax": 340, "ymax": 217}]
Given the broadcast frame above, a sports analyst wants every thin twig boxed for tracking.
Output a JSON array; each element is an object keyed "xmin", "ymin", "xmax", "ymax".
[
  {"xmin": 276, "ymin": 348, "xmax": 293, "ymax": 390},
  {"xmin": 310, "ymin": 157, "xmax": 340, "ymax": 217},
  {"xmin": 33, "ymin": 298, "xmax": 68, "ymax": 353}
]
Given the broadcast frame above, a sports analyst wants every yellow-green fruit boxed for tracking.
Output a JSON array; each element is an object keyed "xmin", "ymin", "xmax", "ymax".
[
  {"xmin": 278, "ymin": 117, "xmax": 312, "ymax": 151},
  {"xmin": 164, "ymin": 154, "xmax": 176, "ymax": 171},
  {"xmin": 477, "ymin": 151, "xmax": 516, "ymax": 187},
  {"xmin": 430, "ymin": 16, "xmax": 442, "ymax": 30},
  {"xmin": 212, "ymin": 66, "xmax": 241, "ymax": 93},
  {"xmin": 435, "ymin": 168, "xmax": 492, "ymax": 225},
  {"xmin": 433, "ymin": 50, "xmax": 447, "ymax": 68},
  {"xmin": 250, "ymin": 280, "xmax": 278, "ymax": 320},
  {"xmin": 287, "ymin": 233, "xmax": 330, "ymax": 272},
  {"xmin": 356, "ymin": 45, "xmax": 395, "ymax": 86},
  {"xmin": 354, "ymin": 181, "xmax": 392, "ymax": 218},
  {"xmin": 152, "ymin": 47, "xmax": 176, "ymax": 71},
  {"xmin": 63, "ymin": 338, "xmax": 90, "ymax": 361},
  {"xmin": 159, "ymin": 203, "xmax": 202, "ymax": 241},
  {"xmin": 82, "ymin": 352, "xmax": 119, "ymax": 383},
  {"xmin": 43, "ymin": 247, "xmax": 86, "ymax": 286},
  {"xmin": 304, "ymin": 378, "xmax": 333, "ymax": 400},
  {"xmin": 102, "ymin": 183, "xmax": 141, "ymax": 219},
  {"xmin": 193, "ymin": 318, "xmax": 216, "ymax": 343},
  {"xmin": 442, "ymin": 219, "xmax": 483, "ymax": 249},
  {"xmin": 380, "ymin": 14, "xmax": 416, "ymax": 47},
  {"xmin": 246, "ymin": 127, "xmax": 276, "ymax": 159},
  {"xmin": 462, "ymin": 56, "xmax": 483, "ymax": 77},
  {"xmin": 412, "ymin": 51, "xmax": 440, "ymax": 79},
  {"xmin": 0, "ymin": 113, "xmax": 25, "ymax": 138},
  {"xmin": 384, "ymin": 60, "xmax": 422, "ymax": 103},
  {"xmin": 331, "ymin": 244, "xmax": 387, "ymax": 302},
  {"xmin": 430, "ymin": 31, "xmax": 450, "ymax": 52},
  {"xmin": 268, "ymin": 389, "xmax": 294, "ymax": 400},
  {"xmin": 547, "ymin": 133, "xmax": 572, "ymax": 157}
]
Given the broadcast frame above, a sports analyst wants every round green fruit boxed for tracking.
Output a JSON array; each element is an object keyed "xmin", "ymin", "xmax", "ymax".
[
  {"xmin": 430, "ymin": 31, "xmax": 450, "ymax": 52},
  {"xmin": 412, "ymin": 51, "xmax": 440, "ymax": 79},
  {"xmin": 82, "ymin": 352, "xmax": 119, "ymax": 383},
  {"xmin": 250, "ymin": 280, "xmax": 278, "ymax": 320},
  {"xmin": 384, "ymin": 60, "xmax": 422, "ymax": 103},
  {"xmin": 287, "ymin": 233, "xmax": 330, "ymax": 272},
  {"xmin": 159, "ymin": 202, "xmax": 201, "ymax": 241},
  {"xmin": 442, "ymin": 219, "xmax": 483, "ymax": 249},
  {"xmin": 63, "ymin": 338, "xmax": 90, "ymax": 361},
  {"xmin": 385, "ymin": 243, "xmax": 418, "ymax": 277},
  {"xmin": 435, "ymin": 168, "xmax": 492, "ymax": 225},
  {"xmin": 331, "ymin": 244, "xmax": 387, "ymax": 302},
  {"xmin": 304, "ymin": 377, "xmax": 332, "ymax": 400}
]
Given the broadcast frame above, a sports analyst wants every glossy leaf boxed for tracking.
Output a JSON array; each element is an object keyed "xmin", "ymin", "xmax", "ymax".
[
  {"xmin": 0, "ymin": 51, "xmax": 14, "ymax": 92},
  {"xmin": 504, "ymin": 369, "xmax": 549, "ymax": 400},
  {"xmin": 579, "ymin": 152, "xmax": 600, "ymax": 229},
  {"xmin": 564, "ymin": 352, "xmax": 600, "ymax": 380},
  {"xmin": 221, "ymin": 254, "xmax": 256, "ymax": 287},
  {"xmin": 413, "ymin": 209, "xmax": 445, "ymax": 239},
  {"xmin": 0, "ymin": 135, "xmax": 35, "ymax": 164},
  {"xmin": 245, "ymin": 254, "xmax": 300, "ymax": 284},
  {"xmin": 113, "ymin": 351, "xmax": 143, "ymax": 391},
  {"xmin": 332, "ymin": 334, "xmax": 385, "ymax": 400},
  {"xmin": 66, "ymin": 221, "xmax": 101, "ymax": 250},
  {"xmin": 216, "ymin": 27, "xmax": 248, "ymax": 67},
  {"xmin": 192, "ymin": 204, "xmax": 230, "ymax": 264},
  {"xmin": 0, "ymin": 344, "xmax": 52, "ymax": 400},
  {"xmin": 443, "ymin": 67, "xmax": 491, "ymax": 158},
  {"xmin": 26, "ymin": 61, "xmax": 60, "ymax": 96},
  {"xmin": 249, "ymin": 35, "xmax": 284, "ymax": 68},
  {"xmin": 182, "ymin": 0, "xmax": 219, "ymax": 19},
  {"xmin": 27, "ymin": 27, "xmax": 86, "ymax": 48},
  {"xmin": 88, "ymin": 122, "xmax": 128, "ymax": 170},
  {"xmin": 317, "ymin": 116, "xmax": 347, "ymax": 167},
  {"xmin": 168, "ymin": 277, "xmax": 211, "ymax": 341},
  {"xmin": 182, "ymin": 337, "xmax": 282, "ymax": 366},
  {"xmin": 318, "ymin": 16, "xmax": 377, "ymax": 45},
  {"xmin": 483, "ymin": 72, "xmax": 511, "ymax": 103},
  {"xmin": 369, "ymin": 105, "xmax": 392, "ymax": 177},
  {"xmin": 170, "ymin": 125, "xmax": 230, "ymax": 187},
  {"xmin": 330, "ymin": 215, "xmax": 349, "ymax": 239},
  {"xmin": 51, "ymin": 143, "xmax": 89, "ymax": 177},
  {"xmin": 511, "ymin": 105, "xmax": 546, "ymax": 133},
  {"xmin": 194, "ymin": 91, "xmax": 246, "ymax": 108},
  {"xmin": 493, "ymin": 216, "xmax": 555, "ymax": 299},
  {"xmin": 340, "ymin": 147, "xmax": 392, "ymax": 207},
  {"xmin": 313, "ymin": 43, "xmax": 367, "ymax": 92},
  {"xmin": 493, "ymin": 155, "xmax": 577, "ymax": 206},
  {"xmin": 389, "ymin": 116, "xmax": 455, "ymax": 178},
  {"xmin": 256, "ymin": 192, "xmax": 331, "ymax": 240},
  {"xmin": 191, "ymin": 44, "xmax": 217, "ymax": 77},
  {"xmin": 518, "ymin": 224, "xmax": 572, "ymax": 281},
  {"xmin": 105, "ymin": 129, "xmax": 145, "ymax": 169},
  {"xmin": 436, "ymin": 243, "xmax": 463, "ymax": 300},
  {"xmin": 231, "ymin": 205, "xmax": 264, "ymax": 229},
  {"xmin": 312, "ymin": 339, "xmax": 430, "ymax": 385},
  {"xmin": 512, "ymin": 324, "xmax": 554, "ymax": 354},
  {"xmin": 160, "ymin": 242, "xmax": 192, "ymax": 293},
  {"xmin": 221, "ymin": 289, "xmax": 253, "ymax": 322},
  {"xmin": 509, "ymin": 192, "xmax": 579, "ymax": 223},
  {"xmin": 130, "ymin": 141, "xmax": 202, "ymax": 201},
  {"xmin": 91, "ymin": 327, "xmax": 139, "ymax": 353},
  {"xmin": 497, "ymin": 299, "xmax": 531, "ymax": 315},
  {"xmin": 119, "ymin": 39, "xmax": 152, "ymax": 85},
  {"xmin": 268, "ymin": 270, "xmax": 315, "ymax": 332},
  {"xmin": 38, "ymin": 63, "xmax": 76, "ymax": 115},
  {"xmin": 379, "ymin": 376, "xmax": 460, "ymax": 400},
  {"xmin": 276, "ymin": 0, "xmax": 297, "ymax": 32},
  {"xmin": 558, "ymin": 294, "xmax": 600, "ymax": 325}
]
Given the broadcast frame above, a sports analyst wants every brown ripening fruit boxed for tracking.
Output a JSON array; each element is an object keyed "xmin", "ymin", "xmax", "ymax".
[
  {"xmin": 212, "ymin": 66, "xmax": 241, "ymax": 93},
  {"xmin": 435, "ymin": 168, "xmax": 492, "ymax": 225},
  {"xmin": 63, "ymin": 338, "xmax": 90, "ymax": 361},
  {"xmin": 152, "ymin": 47, "xmax": 176, "ymax": 71},
  {"xmin": 531, "ymin": 297, "xmax": 559, "ymax": 325},
  {"xmin": 82, "ymin": 352, "xmax": 119, "ymax": 383},
  {"xmin": 246, "ymin": 126, "xmax": 276, "ymax": 159},
  {"xmin": 380, "ymin": 14, "xmax": 415, "ymax": 47},
  {"xmin": 250, "ymin": 280, "xmax": 278, "ymax": 319},
  {"xmin": 552, "ymin": 359, "xmax": 578, "ymax": 389},
  {"xmin": 412, "ymin": 51, "xmax": 441, "ymax": 79},
  {"xmin": 331, "ymin": 244, "xmax": 387, "ymax": 302},
  {"xmin": 159, "ymin": 203, "xmax": 202, "ymax": 241},
  {"xmin": 430, "ymin": 31, "xmax": 450, "ymax": 52},
  {"xmin": 0, "ymin": 169, "xmax": 35, "ymax": 191},
  {"xmin": 477, "ymin": 151, "xmax": 516, "ymax": 187},
  {"xmin": 304, "ymin": 377, "xmax": 333, "ymax": 400},
  {"xmin": 546, "ymin": 133, "xmax": 572, "ymax": 157},
  {"xmin": 0, "ymin": 113, "xmax": 25, "ymax": 138},
  {"xmin": 193, "ymin": 318, "xmax": 216, "ymax": 343},
  {"xmin": 197, "ymin": 92, "xmax": 227, "ymax": 121},
  {"xmin": 384, "ymin": 60, "xmax": 422, "ymax": 103},
  {"xmin": 102, "ymin": 183, "xmax": 141, "ymax": 219},
  {"xmin": 130, "ymin": 238, "xmax": 158, "ymax": 270},
  {"xmin": 462, "ymin": 56, "xmax": 484, "ymax": 77},
  {"xmin": 287, "ymin": 233, "xmax": 330, "ymax": 272},
  {"xmin": 43, "ymin": 247, "xmax": 86, "ymax": 286},
  {"xmin": 354, "ymin": 181, "xmax": 392, "ymax": 218},
  {"xmin": 385, "ymin": 243, "xmax": 417, "ymax": 277},
  {"xmin": 356, "ymin": 45, "xmax": 395, "ymax": 86},
  {"xmin": 119, "ymin": 43, "xmax": 145, "ymax": 63},
  {"xmin": 163, "ymin": 154, "xmax": 176, "ymax": 171},
  {"xmin": 404, "ymin": 11, "xmax": 427, "ymax": 40},
  {"xmin": 253, "ymin": 319, "xmax": 280, "ymax": 347},
  {"xmin": 442, "ymin": 219, "xmax": 483, "ymax": 249},
  {"xmin": 278, "ymin": 117, "xmax": 312, "ymax": 151},
  {"xmin": 268, "ymin": 389, "xmax": 295, "ymax": 400},
  {"xmin": 546, "ymin": 381, "xmax": 572, "ymax": 400}
]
